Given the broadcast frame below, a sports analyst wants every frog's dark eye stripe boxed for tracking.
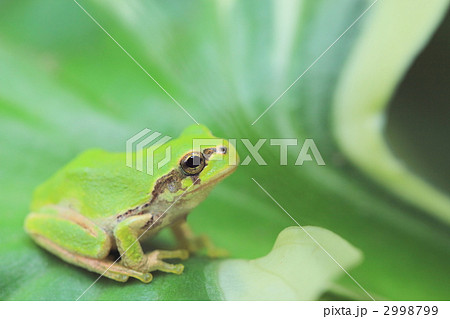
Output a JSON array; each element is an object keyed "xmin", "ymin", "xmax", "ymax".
[
  {"xmin": 202, "ymin": 147, "xmax": 216, "ymax": 159},
  {"xmin": 180, "ymin": 152, "xmax": 205, "ymax": 175}
]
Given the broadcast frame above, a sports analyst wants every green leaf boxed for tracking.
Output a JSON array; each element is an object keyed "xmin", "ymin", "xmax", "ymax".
[{"xmin": 0, "ymin": 0, "xmax": 448, "ymax": 300}]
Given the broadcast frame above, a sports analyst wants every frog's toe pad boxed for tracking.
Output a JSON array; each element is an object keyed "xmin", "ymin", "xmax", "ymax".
[
  {"xmin": 136, "ymin": 272, "xmax": 153, "ymax": 283},
  {"xmin": 206, "ymin": 247, "xmax": 230, "ymax": 259},
  {"xmin": 168, "ymin": 263, "xmax": 184, "ymax": 275},
  {"xmin": 146, "ymin": 249, "xmax": 188, "ymax": 274}
]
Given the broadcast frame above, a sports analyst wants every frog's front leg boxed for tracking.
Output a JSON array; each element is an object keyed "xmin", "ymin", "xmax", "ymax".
[
  {"xmin": 114, "ymin": 215, "xmax": 189, "ymax": 275},
  {"xmin": 171, "ymin": 220, "xmax": 228, "ymax": 258}
]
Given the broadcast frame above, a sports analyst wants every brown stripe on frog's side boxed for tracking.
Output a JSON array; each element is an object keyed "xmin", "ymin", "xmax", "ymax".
[
  {"xmin": 149, "ymin": 168, "xmax": 188, "ymax": 204},
  {"xmin": 116, "ymin": 202, "xmax": 151, "ymax": 222},
  {"xmin": 141, "ymin": 214, "xmax": 155, "ymax": 229},
  {"xmin": 116, "ymin": 169, "xmax": 191, "ymax": 222}
]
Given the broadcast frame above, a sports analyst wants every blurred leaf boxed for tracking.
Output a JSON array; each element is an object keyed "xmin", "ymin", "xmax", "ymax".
[
  {"xmin": 0, "ymin": 0, "xmax": 449, "ymax": 300},
  {"xmin": 334, "ymin": 0, "xmax": 450, "ymax": 224},
  {"xmin": 208, "ymin": 226, "xmax": 362, "ymax": 301}
]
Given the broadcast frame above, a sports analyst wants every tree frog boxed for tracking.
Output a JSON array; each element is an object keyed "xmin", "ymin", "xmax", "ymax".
[{"xmin": 25, "ymin": 125, "xmax": 238, "ymax": 283}]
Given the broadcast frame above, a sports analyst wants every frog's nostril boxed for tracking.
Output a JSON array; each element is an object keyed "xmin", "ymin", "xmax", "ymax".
[{"xmin": 217, "ymin": 146, "xmax": 227, "ymax": 154}]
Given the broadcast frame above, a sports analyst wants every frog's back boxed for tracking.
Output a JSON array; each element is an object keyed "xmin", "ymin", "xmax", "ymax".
[{"xmin": 31, "ymin": 149, "xmax": 154, "ymax": 219}]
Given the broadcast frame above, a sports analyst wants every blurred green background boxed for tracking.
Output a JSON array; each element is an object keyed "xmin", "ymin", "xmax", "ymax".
[{"xmin": 0, "ymin": 0, "xmax": 448, "ymax": 300}]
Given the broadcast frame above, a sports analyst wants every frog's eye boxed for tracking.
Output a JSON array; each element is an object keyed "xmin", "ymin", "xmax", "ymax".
[{"xmin": 180, "ymin": 152, "xmax": 206, "ymax": 175}]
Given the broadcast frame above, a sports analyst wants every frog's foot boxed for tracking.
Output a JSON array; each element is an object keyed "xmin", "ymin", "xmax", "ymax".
[
  {"xmin": 197, "ymin": 235, "xmax": 229, "ymax": 258},
  {"xmin": 102, "ymin": 259, "xmax": 153, "ymax": 283},
  {"xmin": 144, "ymin": 249, "xmax": 189, "ymax": 274},
  {"xmin": 172, "ymin": 221, "xmax": 229, "ymax": 258},
  {"xmin": 204, "ymin": 244, "xmax": 229, "ymax": 259},
  {"xmin": 181, "ymin": 234, "xmax": 229, "ymax": 258}
]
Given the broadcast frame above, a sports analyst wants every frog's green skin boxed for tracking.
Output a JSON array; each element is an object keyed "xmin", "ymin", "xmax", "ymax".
[{"xmin": 25, "ymin": 125, "xmax": 238, "ymax": 283}]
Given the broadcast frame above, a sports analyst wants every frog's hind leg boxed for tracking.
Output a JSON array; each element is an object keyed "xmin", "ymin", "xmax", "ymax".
[
  {"xmin": 31, "ymin": 234, "xmax": 152, "ymax": 283},
  {"xmin": 25, "ymin": 205, "xmax": 152, "ymax": 283}
]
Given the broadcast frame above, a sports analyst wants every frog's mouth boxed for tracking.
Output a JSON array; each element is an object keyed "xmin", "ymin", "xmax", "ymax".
[{"xmin": 185, "ymin": 164, "xmax": 237, "ymax": 194}]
